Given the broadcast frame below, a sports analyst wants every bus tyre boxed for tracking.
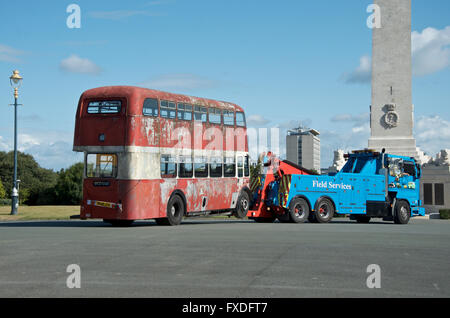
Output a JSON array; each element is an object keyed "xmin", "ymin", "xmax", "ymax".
[
  {"xmin": 234, "ymin": 191, "xmax": 250, "ymax": 219},
  {"xmin": 355, "ymin": 215, "xmax": 371, "ymax": 223},
  {"xmin": 157, "ymin": 195, "xmax": 184, "ymax": 226},
  {"xmin": 314, "ymin": 198, "xmax": 334, "ymax": 223},
  {"xmin": 394, "ymin": 200, "xmax": 410, "ymax": 224},
  {"xmin": 288, "ymin": 197, "xmax": 310, "ymax": 223}
]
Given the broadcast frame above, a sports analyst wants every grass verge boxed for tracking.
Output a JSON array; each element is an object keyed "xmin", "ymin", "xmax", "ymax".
[{"xmin": 0, "ymin": 205, "xmax": 79, "ymax": 221}]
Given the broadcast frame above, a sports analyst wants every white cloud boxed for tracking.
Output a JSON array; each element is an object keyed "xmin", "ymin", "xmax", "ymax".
[
  {"xmin": 246, "ymin": 114, "xmax": 271, "ymax": 126},
  {"xmin": 415, "ymin": 115, "xmax": 450, "ymax": 156},
  {"xmin": 341, "ymin": 55, "xmax": 372, "ymax": 84},
  {"xmin": 412, "ymin": 26, "xmax": 450, "ymax": 76},
  {"xmin": 343, "ymin": 26, "xmax": 450, "ymax": 83},
  {"xmin": 140, "ymin": 73, "xmax": 217, "ymax": 91},
  {"xmin": 0, "ymin": 44, "xmax": 25, "ymax": 63},
  {"xmin": 59, "ymin": 54, "xmax": 102, "ymax": 75},
  {"xmin": 0, "ymin": 131, "xmax": 83, "ymax": 171}
]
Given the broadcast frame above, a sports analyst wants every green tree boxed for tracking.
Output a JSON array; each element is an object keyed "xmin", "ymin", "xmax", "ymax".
[
  {"xmin": 54, "ymin": 162, "xmax": 84, "ymax": 205},
  {"xmin": 0, "ymin": 179, "xmax": 6, "ymax": 199},
  {"xmin": 0, "ymin": 151, "xmax": 58, "ymax": 204}
]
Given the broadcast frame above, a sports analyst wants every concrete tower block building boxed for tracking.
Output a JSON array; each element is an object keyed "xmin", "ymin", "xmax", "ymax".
[{"xmin": 368, "ymin": 0, "xmax": 419, "ymax": 158}]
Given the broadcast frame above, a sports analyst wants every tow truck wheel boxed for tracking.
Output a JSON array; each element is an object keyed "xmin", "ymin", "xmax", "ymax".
[
  {"xmin": 394, "ymin": 200, "xmax": 411, "ymax": 224},
  {"xmin": 314, "ymin": 198, "xmax": 335, "ymax": 223},
  {"xmin": 234, "ymin": 191, "xmax": 250, "ymax": 219},
  {"xmin": 288, "ymin": 197, "xmax": 310, "ymax": 223}
]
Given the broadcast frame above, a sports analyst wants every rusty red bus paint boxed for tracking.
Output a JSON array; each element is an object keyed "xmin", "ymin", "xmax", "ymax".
[{"xmin": 73, "ymin": 86, "xmax": 250, "ymax": 225}]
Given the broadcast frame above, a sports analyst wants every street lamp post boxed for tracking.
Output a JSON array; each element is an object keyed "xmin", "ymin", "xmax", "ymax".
[{"xmin": 9, "ymin": 70, "xmax": 23, "ymax": 215}]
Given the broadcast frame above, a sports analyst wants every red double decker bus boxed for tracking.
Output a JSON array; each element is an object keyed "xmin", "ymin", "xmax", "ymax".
[{"xmin": 73, "ymin": 86, "xmax": 251, "ymax": 226}]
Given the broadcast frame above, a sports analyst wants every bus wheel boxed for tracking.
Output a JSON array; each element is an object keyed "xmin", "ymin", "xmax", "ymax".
[
  {"xmin": 314, "ymin": 198, "xmax": 334, "ymax": 223},
  {"xmin": 253, "ymin": 217, "xmax": 276, "ymax": 223},
  {"xmin": 234, "ymin": 191, "xmax": 250, "ymax": 219},
  {"xmin": 355, "ymin": 215, "xmax": 371, "ymax": 223},
  {"xmin": 394, "ymin": 200, "xmax": 410, "ymax": 224},
  {"xmin": 103, "ymin": 219, "xmax": 134, "ymax": 227},
  {"xmin": 157, "ymin": 195, "xmax": 184, "ymax": 226},
  {"xmin": 288, "ymin": 197, "xmax": 310, "ymax": 223}
]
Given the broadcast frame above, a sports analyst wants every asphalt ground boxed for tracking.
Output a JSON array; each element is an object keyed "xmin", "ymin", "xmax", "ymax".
[{"xmin": 0, "ymin": 217, "xmax": 449, "ymax": 298}]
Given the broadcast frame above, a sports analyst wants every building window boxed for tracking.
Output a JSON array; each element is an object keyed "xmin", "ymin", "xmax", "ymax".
[
  {"xmin": 423, "ymin": 183, "xmax": 433, "ymax": 205},
  {"xmin": 143, "ymin": 98, "xmax": 158, "ymax": 117},
  {"xmin": 435, "ymin": 183, "xmax": 445, "ymax": 206}
]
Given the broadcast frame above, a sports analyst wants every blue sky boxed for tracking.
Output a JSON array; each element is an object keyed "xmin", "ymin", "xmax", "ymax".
[{"xmin": 0, "ymin": 0, "xmax": 449, "ymax": 170}]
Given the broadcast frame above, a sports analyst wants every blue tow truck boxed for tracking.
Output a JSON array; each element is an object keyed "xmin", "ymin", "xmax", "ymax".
[{"xmin": 256, "ymin": 149, "xmax": 425, "ymax": 224}]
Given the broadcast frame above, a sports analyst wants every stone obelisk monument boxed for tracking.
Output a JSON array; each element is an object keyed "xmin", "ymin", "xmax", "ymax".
[{"xmin": 368, "ymin": 0, "xmax": 419, "ymax": 158}]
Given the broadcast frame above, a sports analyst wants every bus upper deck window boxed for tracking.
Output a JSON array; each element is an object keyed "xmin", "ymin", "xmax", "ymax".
[
  {"xmin": 223, "ymin": 110, "xmax": 234, "ymax": 126},
  {"xmin": 209, "ymin": 108, "xmax": 222, "ymax": 125},
  {"xmin": 143, "ymin": 98, "xmax": 158, "ymax": 117},
  {"xmin": 87, "ymin": 101, "xmax": 121, "ymax": 114},
  {"xmin": 236, "ymin": 112, "xmax": 246, "ymax": 127},
  {"xmin": 86, "ymin": 154, "xmax": 118, "ymax": 178},
  {"xmin": 160, "ymin": 100, "xmax": 176, "ymax": 119},
  {"xmin": 194, "ymin": 106, "xmax": 207, "ymax": 123},
  {"xmin": 177, "ymin": 103, "xmax": 193, "ymax": 121}
]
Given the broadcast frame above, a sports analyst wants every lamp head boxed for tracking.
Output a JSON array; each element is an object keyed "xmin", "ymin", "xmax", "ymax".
[{"xmin": 10, "ymin": 70, "xmax": 23, "ymax": 88}]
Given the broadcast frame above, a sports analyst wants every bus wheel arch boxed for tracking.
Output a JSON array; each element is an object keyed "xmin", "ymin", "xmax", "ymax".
[
  {"xmin": 156, "ymin": 191, "xmax": 186, "ymax": 226},
  {"xmin": 234, "ymin": 188, "xmax": 251, "ymax": 219}
]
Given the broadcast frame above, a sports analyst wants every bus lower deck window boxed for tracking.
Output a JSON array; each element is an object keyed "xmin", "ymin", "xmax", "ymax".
[
  {"xmin": 209, "ymin": 158, "xmax": 223, "ymax": 178},
  {"xmin": 237, "ymin": 156, "xmax": 244, "ymax": 177},
  {"xmin": 86, "ymin": 154, "xmax": 118, "ymax": 178},
  {"xmin": 194, "ymin": 157, "xmax": 208, "ymax": 178},
  {"xmin": 224, "ymin": 157, "xmax": 236, "ymax": 177},
  {"xmin": 179, "ymin": 156, "xmax": 193, "ymax": 178},
  {"xmin": 161, "ymin": 155, "xmax": 177, "ymax": 178}
]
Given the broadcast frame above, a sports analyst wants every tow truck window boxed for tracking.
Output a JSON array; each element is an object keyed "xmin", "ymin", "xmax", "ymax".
[{"xmin": 403, "ymin": 162, "xmax": 416, "ymax": 176}]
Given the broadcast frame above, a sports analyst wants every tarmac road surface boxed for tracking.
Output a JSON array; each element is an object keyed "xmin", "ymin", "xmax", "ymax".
[{"xmin": 0, "ymin": 217, "xmax": 449, "ymax": 297}]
